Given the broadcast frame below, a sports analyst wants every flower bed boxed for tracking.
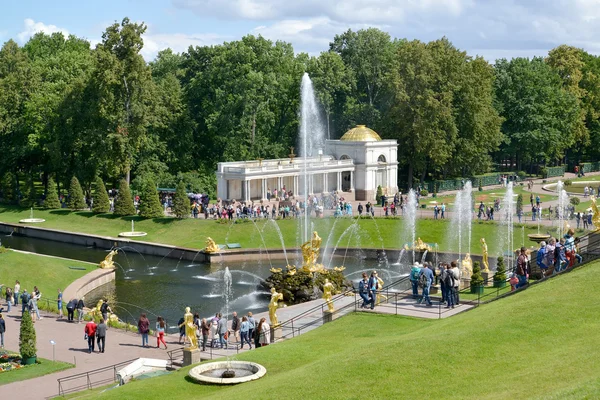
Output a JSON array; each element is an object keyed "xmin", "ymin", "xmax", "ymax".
[{"xmin": 0, "ymin": 351, "xmax": 23, "ymax": 372}]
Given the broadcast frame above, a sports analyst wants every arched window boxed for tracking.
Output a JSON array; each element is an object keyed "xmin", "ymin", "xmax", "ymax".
[
  {"xmin": 340, "ymin": 155, "xmax": 350, "ymax": 160},
  {"xmin": 377, "ymin": 154, "xmax": 387, "ymax": 163}
]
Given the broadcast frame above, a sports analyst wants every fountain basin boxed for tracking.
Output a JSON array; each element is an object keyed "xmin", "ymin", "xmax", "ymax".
[
  {"xmin": 118, "ymin": 231, "xmax": 148, "ymax": 237},
  {"xmin": 19, "ymin": 218, "xmax": 45, "ymax": 223},
  {"xmin": 528, "ymin": 233, "xmax": 551, "ymax": 244},
  {"xmin": 188, "ymin": 361, "xmax": 266, "ymax": 385}
]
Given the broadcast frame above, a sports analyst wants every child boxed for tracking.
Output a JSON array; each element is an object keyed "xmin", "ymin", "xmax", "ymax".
[{"xmin": 509, "ymin": 273, "xmax": 519, "ymax": 292}]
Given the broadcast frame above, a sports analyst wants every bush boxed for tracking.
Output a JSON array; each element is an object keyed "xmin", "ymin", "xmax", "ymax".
[
  {"xmin": 376, "ymin": 185, "xmax": 383, "ymax": 202},
  {"xmin": 0, "ymin": 172, "xmax": 17, "ymax": 204},
  {"xmin": 564, "ymin": 179, "xmax": 572, "ymax": 186},
  {"xmin": 570, "ymin": 197, "xmax": 580, "ymax": 206},
  {"xmin": 516, "ymin": 194, "xmax": 523, "ymax": 216},
  {"xmin": 138, "ymin": 178, "xmax": 163, "ymax": 219},
  {"xmin": 172, "ymin": 181, "xmax": 189, "ymax": 219},
  {"xmin": 419, "ymin": 189, "xmax": 429, "ymax": 197},
  {"xmin": 19, "ymin": 311, "xmax": 37, "ymax": 360},
  {"xmin": 493, "ymin": 256, "xmax": 506, "ymax": 282},
  {"xmin": 67, "ymin": 176, "xmax": 86, "ymax": 210},
  {"xmin": 471, "ymin": 261, "xmax": 484, "ymax": 286},
  {"xmin": 92, "ymin": 177, "xmax": 110, "ymax": 213},
  {"xmin": 517, "ymin": 171, "xmax": 527, "ymax": 180},
  {"xmin": 113, "ymin": 179, "xmax": 136, "ymax": 216},
  {"xmin": 540, "ymin": 167, "xmax": 548, "ymax": 178},
  {"xmin": 43, "ymin": 178, "xmax": 61, "ymax": 209},
  {"xmin": 20, "ymin": 176, "xmax": 37, "ymax": 208}
]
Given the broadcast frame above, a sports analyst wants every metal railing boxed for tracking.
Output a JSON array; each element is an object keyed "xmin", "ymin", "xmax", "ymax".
[{"xmin": 57, "ymin": 358, "xmax": 138, "ymax": 396}]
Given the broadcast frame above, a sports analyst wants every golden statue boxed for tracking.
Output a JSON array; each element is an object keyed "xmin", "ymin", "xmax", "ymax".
[
  {"xmin": 333, "ymin": 266, "xmax": 346, "ymax": 272},
  {"xmin": 322, "ymin": 279, "xmax": 335, "ymax": 312},
  {"xmin": 301, "ymin": 231, "xmax": 322, "ymax": 268},
  {"xmin": 413, "ymin": 238, "xmax": 432, "ymax": 252},
  {"xmin": 376, "ymin": 276, "xmax": 387, "ymax": 305},
  {"xmin": 99, "ymin": 249, "xmax": 118, "ymax": 269},
  {"xmin": 591, "ymin": 196, "xmax": 600, "ymax": 230},
  {"xmin": 204, "ymin": 237, "xmax": 220, "ymax": 253},
  {"xmin": 179, "ymin": 307, "xmax": 198, "ymax": 350},
  {"xmin": 286, "ymin": 265, "xmax": 297, "ymax": 275},
  {"xmin": 480, "ymin": 238, "xmax": 489, "ymax": 272},
  {"xmin": 461, "ymin": 253, "xmax": 473, "ymax": 279},
  {"xmin": 268, "ymin": 287, "xmax": 284, "ymax": 326},
  {"xmin": 269, "ymin": 267, "xmax": 283, "ymax": 273}
]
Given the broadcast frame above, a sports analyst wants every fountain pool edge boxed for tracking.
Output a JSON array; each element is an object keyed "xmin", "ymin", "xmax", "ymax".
[{"xmin": 188, "ymin": 361, "xmax": 266, "ymax": 385}]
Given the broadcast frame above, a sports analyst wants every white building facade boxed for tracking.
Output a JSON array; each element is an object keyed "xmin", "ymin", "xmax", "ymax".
[{"xmin": 216, "ymin": 125, "xmax": 398, "ymax": 202}]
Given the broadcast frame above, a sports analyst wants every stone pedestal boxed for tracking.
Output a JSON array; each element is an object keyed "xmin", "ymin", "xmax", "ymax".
[
  {"xmin": 429, "ymin": 285, "xmax": 439, "ymax": 295},
  {"xmin": 270, "ymin": 325, "xmax": 282, "ymax": 343},
  {"xmin": 183, "ymin": 348, "xmax": 201, "ymax": 367},
  {"xmin": 323, "ymin": 310, "xmax": 334, "ymax": 324},
  {"xmin": 481, "ymin": 271, "xmax": 492, "ymax": 286},
  {"xmin": 460, "ymin": 278, "xmax": 471, "ymax": 290}
]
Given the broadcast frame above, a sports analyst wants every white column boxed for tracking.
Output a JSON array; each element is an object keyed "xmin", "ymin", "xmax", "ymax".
[
  {"xmin": 308, "ymin": 174, "xmax": 313, "ymax": 194},
  {"xmin": 350, "ymin": 171, "xmax": 354, "ymax": 191},
  {"xmin": 337, "ymin": 171, "xmax": 342, "ymax": 192},
  {"xmin": 245, "ymin": 180, "xmax": 251, "ymax": 202},
  {"xmin": 323, "ymin": 173, "xmax": 328, "ymax": 193},
  {"xmin": 293, "ymin": 175, "xmax": 299, "ymax": 197},
  {"xmin": 261, "ymin": 179, "xmax": 266, "ymax": 200},
  {"xmin": 277, "ymin": 177, "xmax": 283, "ymax": 191}
]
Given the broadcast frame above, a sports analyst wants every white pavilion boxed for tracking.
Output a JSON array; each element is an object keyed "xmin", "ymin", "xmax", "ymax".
[{"xmin": 216, "ymin": 125, "xmax": 398, "ymax": 202}]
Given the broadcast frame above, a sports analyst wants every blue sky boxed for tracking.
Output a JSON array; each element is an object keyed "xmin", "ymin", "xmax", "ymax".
[{"xmin": 2, "ymin": 0, "xmax": 600, "ymax": 61}]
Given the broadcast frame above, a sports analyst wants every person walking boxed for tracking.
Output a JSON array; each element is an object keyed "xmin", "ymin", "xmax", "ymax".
[
  {"xmin": 515, "ymin": 247, "xmax": 529, "ymax": 288},
  {"xmin": 231, "ymin": 312, "xmax": 240, "ymax": 344},
  {"xmin": 0, "ymin": 314, "xmax": 5, "ymax": 348},
  {"xmin": 5, "ymin": 287, "xmax": 13, "ymax": 312},
  {"xmin": 57, "ymin": 289, "xmax": 63, "ymax": 319},
  {"xmin": 450, "ymin": 261, "xmax": 461, "ymax": 306},
  {"xmin": 217, "ymin": 313, "xmax": 228, "ymax": 349},
  {"xmin": 417, "ymin": 264, "xmax": 434, "ymax": 306},
  {"xmin": 156, "ymin": 316, "xmax": 167, "ymax": 349},
  {"xmin": 368, "ymin": 271, "xmax": 379, "ymax": 310},
  {"xmin": 240, "ymin": 316, "xmax": 252, "ymax": 349},
  {"xmin": 247, "ymin": 312, "xmax": 256, "ymax": 342},
  {"xmin": 138, "ymin": 314, "xmax": 150, "ymax": 347},
  {"xmin": 96, "ymin": 318, "xmax": 107, "ymax": 353},
  {"xmin": 31, "ymin": 287, "xmax": 42, "ymax": 321},
  {"xmin": 100, "ymin": 299, "xmax": 112, "ymax": 325},
  {"xmin": 358, "ymin": 272, "xmax": 371, "ymax": 308},
  {"xmin": 84, "ymin": 319, "xmax": 97, "ymax": 353},
  {"xmin": 258, "ymin": 317, "xmax": 270, "ymax": 347},
  {"xmin": 20, "ymin": 290, "xmax": 30, "ymax": 316},
  {"xmin": 13, "ymin": 281, "xmax": 20, "ymax": 306},
  {"xmin": 409, "ymin": 263, "xmax": 422, "ymax": 299},
  {"xmin": 76, "ymin": 297, "xmax": 85, "ymax": 324},
  {"xmin": 66, "ymin": 298, "xmax": 77, "ymax": 322},
  {"xmin": 201, "ymin": 318, "xmax": 210, "ymax": 351}
]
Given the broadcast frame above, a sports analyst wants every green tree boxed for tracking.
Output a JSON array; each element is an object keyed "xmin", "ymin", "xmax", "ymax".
[
  {"xmin": 19, "ymin": 310, "xmax": 37, "ymax": 359},
  {"xmin": 92, "ymin": 177, "xmax": 110, "ymax": 213},
  {"xmin": 43, "ymin": 177, "xmax": 61, "ymax": 209},
  {"xmin": 516, "ymin": 194, "xmax": 523, "ymax": 217},
  {"xmin": 138, "ymin": 178, "xmax": 163, "ymax": 218},
  {"xmin": 113, "ymin": 179, "xmax": 136, "ymax": 216},
  {"xmin": 20, "ymin": 176, "xmax": 38, "ymax": 207},
  {"xmin": 0, "ymin": 172, "xmax": 17, "ymax": 204},
  {"xmin": 67, "ymin": 176, "xmax": 86, "ymax": 210},
  {"xmin": 172, "ymin": 180, "xmax": 189, "ymax": 219}
]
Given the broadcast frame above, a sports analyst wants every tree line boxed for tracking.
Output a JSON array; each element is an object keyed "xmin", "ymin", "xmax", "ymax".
[{"xmin": 1, "ymin": 17, "xmax": 599, "ymax": 200}]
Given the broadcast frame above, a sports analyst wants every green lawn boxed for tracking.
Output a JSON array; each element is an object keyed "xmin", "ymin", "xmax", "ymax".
[
  {"xmin": 74, "ymin": 260, "xmax": 600, "ymax": 400},
  {"xmin": 0, "ymin": 355, "xmax": 73, "ymax": 385},
  {"xmin": 0, "ymin": 249, "xmax": 95, "ymax": 311},
  {"xmin": 1, "ymin": 205, "xmax": 544, "ymax": 255}
]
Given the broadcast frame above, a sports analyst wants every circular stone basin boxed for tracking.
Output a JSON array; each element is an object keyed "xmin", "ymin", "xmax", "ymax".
[
  {"xmin": 118, "ymin": 231, "xmax": 148, "ymax": 237},
  {"xmin": 19, "ymin": 218, "xmax": 45, "ymax": 223},
  {"xmin": 528, "ymin": 233, "xmax": 551, "ymax": 244},
  {"xmin": 188, "ymin": 361, "xmax": 266, "ymax": 385},
  {"xmin": 543, "ymin": 181, "xmax": 598, "ymax": 196}
]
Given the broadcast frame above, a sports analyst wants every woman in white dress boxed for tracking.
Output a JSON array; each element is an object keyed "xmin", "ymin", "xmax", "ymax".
[{"xmin": 258, "ymin": 317, "xmax": 270, "ymax": 347}]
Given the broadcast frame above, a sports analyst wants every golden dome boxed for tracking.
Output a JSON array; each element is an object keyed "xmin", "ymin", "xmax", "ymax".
[{"xmin": 340, "ymin": 125, "xmax": 382, "ymax": 142}]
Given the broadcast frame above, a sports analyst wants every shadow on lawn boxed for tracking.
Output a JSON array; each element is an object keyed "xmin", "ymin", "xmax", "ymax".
[{"xmin": 49, "ymin": 209, "xmax": 72, "ymax": 216}]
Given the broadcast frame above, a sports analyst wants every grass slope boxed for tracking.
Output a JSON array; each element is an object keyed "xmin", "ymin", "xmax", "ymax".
[
  {"xmin": 0, "ymin": 356, "xmax": 73, "ymax": 385},
  {"xmin": 0, "ymin": 205, "xmax": 543, "ymax": 255},
  {"xmin": 83, "ymin": 261, "xmax": 600, "ymax": 400}
]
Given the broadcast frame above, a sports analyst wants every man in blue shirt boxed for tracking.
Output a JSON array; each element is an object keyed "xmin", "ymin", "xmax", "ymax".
[
  {"xmin": 358, "ymin": 273, "xmax": 372, "ymax": 309},
  {"xmin": 418, "ymin": 265, "xmax": 434, "ymax": 306},
  {"xmin": 368, "ymin": 271, "xmax": 379, "ymax": 310}
]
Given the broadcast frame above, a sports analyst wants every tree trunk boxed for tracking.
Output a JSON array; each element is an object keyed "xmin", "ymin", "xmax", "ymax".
[{"xmin": 407, "ymin": 162, "xmax": 414, "ymax": 190}]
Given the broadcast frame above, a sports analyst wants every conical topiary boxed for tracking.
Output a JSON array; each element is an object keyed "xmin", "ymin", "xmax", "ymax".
[
  {"xmin": 138, "ymin": 178, "xmax": 163, "ymax": 219},
  {"xmin": 471, "ymin": 261, "xmax": 484, "ymax": 287},
  {"xmin": 20, "ymin": 176, "xmax": 38, "ymax": 207},
  {"xmin": 1, "ymin": 172, "xmax": 16, "ymax": 204},
  {"xmin": 43, "ymin": 178, "xmax": 61, "ymax": 209},
  {"xmin": 172, "ymin": 181, "xmax": 189, "ymax": 219},
  {"xmin": 493, "ymin": 256, "xmax": 507, "ymax": 282},
  {"xmin": 92, "ymin": 177, "xmax": 110, "ymax": 213},
  {"xmin": 113, "ymin": 179, "xmax": 136, "ymax": 216},
  {"xmin": 67, "ymin": 176, "xmax": 86, "ymax": 210},
  {"xmin": 19, "ymin": 310, "xmax": 37, "ymax": 361},
  {"xmin": 516, "ymin": 194, "xmax": 523, "ymax": 217}
]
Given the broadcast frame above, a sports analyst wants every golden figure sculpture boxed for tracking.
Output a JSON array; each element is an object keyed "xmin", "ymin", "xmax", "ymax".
[
  {"xmin": 413, "ymin": 238, "xmax": 432, "ymax": 252},
  {"xmin": 99, "ymin": 249, "xmax": 118, "ymax": 269},
  {"xmin": 322, "ymin": 279, "xmax": 335, "ymax": 312},
  {"xmin": 301, "ymin": 231, "xmax": 322, "ymax": 268},
  {"xmin": 480, "ymin": 238, "xmax": 489, "ymax": 272},
  {"xmin": 268, "ymin": 287, "xmax": 284, "ymax": 326},
  {"xmin": 204, "ymin": 237, "xmax": 220, "ymax": 253},
  {"xmin": 376, "ymin": 276, "xmax": 387, "ymax": 305},
  {"xmin": 591, "ymin": 196, "xmax": 600, "ymax": 230},
  {"xmin": 269, "ymin": 267, "xmax": 283, "ymax": 273},
  {"xmin": 461, "ymin": 253, "xmax": 473, "ymax": 279},
  {"xmin": 286, "ymin": 265, "xmax": 297, "ymax": 275},
  {"xmin": 179, "ymin": 306, "xmax": 198, "ymax": 350},
  {"xmin": 333, "ymin": 266, "xmax": 346, "ymax": 272}
]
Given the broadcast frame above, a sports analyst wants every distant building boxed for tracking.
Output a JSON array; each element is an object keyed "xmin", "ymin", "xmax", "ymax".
[{"xmin": 216, "ymin": 125, "xmax": 398, "ymax": 202}]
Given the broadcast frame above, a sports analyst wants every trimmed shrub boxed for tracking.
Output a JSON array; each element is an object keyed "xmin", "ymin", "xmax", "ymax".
[
  {"xmin": 113, "ymin": 179, "xmax": 136, "ymax": 216},
  {"xmin": 92, "ymin": 177, "xmax": 110, "ymax": 213},
  {"xmin": 471, "ymin": 261, "xmax": 484, "ymax": 286},
  {"xmin": 67, "ymin": 176, "xmax": 86, "ymax": 210},
  {"xmin": 570, "ymin": 197, "xmax": 580, "ymax": 206},
  {"xmin": 517, "ymin": 171, "xmax": 527, "ymax": 180},
  {"xmin": 493, "ymin": 256, "xmax": 506, "ymax": 282},
  {"xmin": 20, "ymin": 177, "xmax": 37, "ymax": 207},
  {"xmin": 516, "ymin": 194, "xmax": 523, "ymax": 216},
  {"xmin": 19, "ymin": 311, "xmax": 37, "ymax": 360},
  {"xmin": 0, "ymin": 172, "xmax": 17, "ymax": 204},
  {"xmin": 43, "ymin": 178, "xmax": 61, "ymax": 209},
  {"xmin": 376, "ymin": 185, "xmax": 383, "ymax": 202},
  {"xmin": 564, "ymin": 179, "xmax": 572, "ymax": 186},
  {"xmin": 419, "ymin": 189, "xmax": 428, "ymax": 197},
  {"xmin": 138, "ymin": 178, "xmax": 163, "ymax": 219},
  {"xmin": 173, "ymin": 181, "xmax": 189, "ymax": 219}
]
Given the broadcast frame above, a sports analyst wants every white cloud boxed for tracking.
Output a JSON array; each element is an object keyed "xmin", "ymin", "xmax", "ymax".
[
  {"xmin": 141, "ymin": 32, "xmax": 229, "ymax": 60},
  {"xmin": 17, "ymin": 18, "xmax": 69, "ymax": 43}
]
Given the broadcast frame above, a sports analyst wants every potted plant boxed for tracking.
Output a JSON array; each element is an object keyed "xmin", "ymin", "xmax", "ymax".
[
  {"xmin": 470, "ymin": 261, "xmax": 484, "ymax": 294},
  {"xmin": 493, "ymin": 256, "xmax": 507, "ymax": 288},
  {"xmin": 19, "ymin": 311, "xmax": 37, "ymax": 365}
]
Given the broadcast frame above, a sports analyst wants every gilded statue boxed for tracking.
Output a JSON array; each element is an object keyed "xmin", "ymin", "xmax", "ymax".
[
  {"xmin": 204, "ymin": 237, "xmax": 220, "ymax": 253},
  {"xmin": 268, "ymin": 287, "xmax": 284, "ymax": 326},
  {"xmin": 322, "ymin": 279, "xmax": 335, "ymax": 313},
  {"xmin": 301, "ymin": 231, "xmax": 322, "ymax": 268},
  {"xmin": 179, "ymin": 306, "xmax": 198, "ymax": 350},
  {"xmin": 99, "ymin": 249, "xmax": 118, "ymax": 269},
  {"xmin": 591, "ymin": 196, "xmax": 600, "ymax": 230},
  {"xmin": 286, "ymin": 265, "xmax": 297, "ymax": 275},
  {"xmin": 413, "ymin": 238, "xmax": 432, "ymax": 252},
  {"xmin": 376, "ymin": 276, "xmax": 387, "ymax": 305},
  {"xmin": 461, "ymin": 253, "xmax": 473, "ymax": 279},
  {"xmin": 480, "ymin": 238, "xmax": 489, "ymax": 272}
]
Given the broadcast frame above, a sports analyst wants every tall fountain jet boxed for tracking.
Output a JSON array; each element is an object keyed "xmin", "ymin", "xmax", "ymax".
[
  {"xmin": 500, "ymin": 182, "xmax": 515, "ymax": 269},
  {"xmin": 404, "ymin": 189, "xmax": 418, "ymax": 264},
  {"xmin": 298, "ymin": 73, "xmax": 326, "ymax": 243},
  {"xmin": 451, "ymin": 181, "xmax": 473, "ymax": 261}
]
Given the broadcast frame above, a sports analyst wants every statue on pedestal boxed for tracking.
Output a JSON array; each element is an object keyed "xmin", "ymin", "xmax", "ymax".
[
  {"xmin": 268, "ymin": 287, "xmax": 284, "ymax": 326},
  {"xmin": 301, "ymin": 231, "xmax": 322, "ymax": 269},
  {"xmin": 179, "ymin": 307, "xmax": 198, "ymax": 350},
  {"xmin": 480, "ymin": 238, "xmax": 489, "ymax": 272},
  {"xmin": 99, "ymin": 249, "xmax": 118, "ymax": 269},
  {"xmin": 322, "ymin": 279, "xmax": 335, "ymax": 312},
  {"xmin": 204, "ymin": 237, "xmax": 220, "ymax": 253},
  {"xmin": 413, "ymin": 238, "xmax": 432, "ymax": 252},
  {"xmin": 591, "ymin": 196, "xmax": 600, "ymax": 230},
  {"xmin": 461, "ymin": 253, "xmax": 473, "ymax": 279},
  {"xmin": 376, "ymin": 275, "xmax": 387, "ymax": 305}
]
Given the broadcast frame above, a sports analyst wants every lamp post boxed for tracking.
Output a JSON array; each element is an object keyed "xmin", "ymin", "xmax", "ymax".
[{"xmin": 50, "ymin": 340, "xmax": 56, "ymax": 361}]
